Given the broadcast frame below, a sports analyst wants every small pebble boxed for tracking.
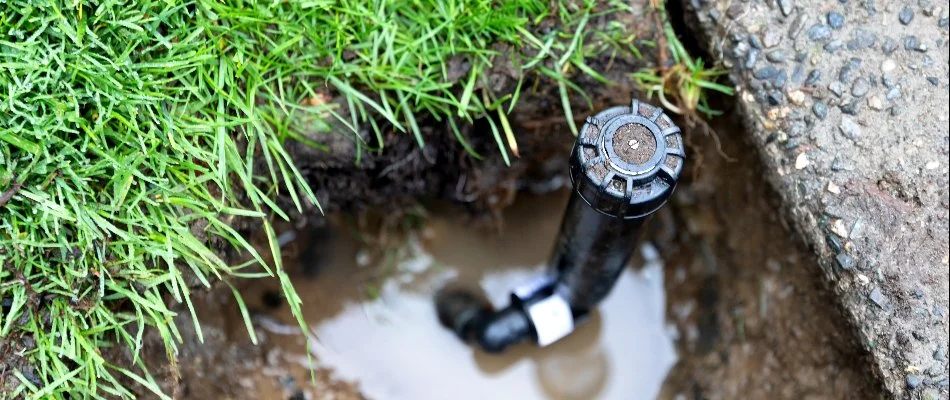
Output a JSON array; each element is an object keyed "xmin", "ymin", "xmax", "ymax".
[
  {"xmin": 745, "ymin": 49, "xmax": 760, "ymax": 69},
  {"xmin": 848, "ymin": 29, "xmax": 877, "ymax": 50},
  {"xmin": 827, "ymin": 181, "xmax": 841, "ymax": 194},
  {"xmin": 927, "ymin": 77, "xmax": 939, "ymax": 86},
  {"xmin": 733, "ymin": 41, "xmax": 750, "ymax": 58},
  {"xmin": 886, "ymin": 86, "xmax": 901, "ymax": 100},
  {"xmin": 754, "ymin": 65, "xmax": 779, "ymax": 79},
  {"xmin": 788, "ymin": 122, "xmax": 804, "ymax": 137},
  {"xmin": 899, "ymin": 6, "xmax": 914, "ymax": 25},
  {"xmin": 829, "ymin": 82, "xmax": 845, "ymax": 97},
  {"xmin": 831, "ymin": 219, "xmax": 849, "ymax": 237},
  {"xmin": 869, "ymin": 287, "xmax": 888, "ymax": 308},
  {"xmin": 840, "ymin": 117, "xmax": 862, "ymax": 138},
  {"xmin": 827, "ymin": 12, "xmax": 845, "ymax": 29},
  {"xmin": 774, "ymin": 70, "xmax": 788, "ymax": 88},
  {"xmin": 813, "ymin": 102, "xmax": 829, "ymax": 119},
  {"xmin": 766, "ymin": 50, "xmax": 786, "ymax": 63},
  {"xmin": 841, "ymin": 100, "xmax": 862, "ymax": 115},
  {"xmin": 839, "ymin": 67, "xmax": 855, "ymax": 84},
  {"xmin": 891, "ymin": 105, "xmax": 905, "ymax": 116},
  {"xmin": 868, "ymin": 96, "xmax": 884, "ymax": 110},
  {"xmin": 749, "ymin": 35, "xmax": 764, "ymax": 50},
  {"xmin": 907, "ymin": 375, "xmax": 924, "ymax": 389},
  {"xmin": 727, "ymin": 4, "xmax": 745, "ymax": 19},
  {"xmin": 791, "ymin": 65, "xmax": 805, "ymax": 83},
  {"xmin": 883, "ymin": 75, "xmax": 899, "ymax": 87},
  {"xmin": 923, "ymin": 389, "xmax": 941, "ymax": 400},
  {"xmin": 881, "ymin": 59, "xmax": 897, "ymax": 73},
  {"xmin": 795, "ymin": 153, "xmax": 809, "ymax": 169},
  {"xmin": 836, "ymin": 253, "xmax": 856, "ymax": 270},
  {"xmin": 882, "ymin": 38, "xmax": 899, "ymax": 55},
  {"xmin": 807, "ymin": 24, "xmax": 833, "ymax": 42},
  {"xmin": 789, "ymin": 13, "xmax": 808, "ymax": 39},
  {"xmin": 852, "ymin": 78, "xmax": 870, "ymax": 96},
  {"xmin": 805, "ymin": 70, "xmax": 821, "ymax": 85},
  {"xmin": 940, "ymin": 18, "xmax": 948, "ymax": 28},
  {"xmin": 789, "ymin": 90, "xmax": 806, "ymax": 104},
  {"xmin": 825, "ymin": 40, "xmax": 845, "ymax": 53},
  {"xmin": 778, "ymin": 0, "xmax": 794, "ymax": 16},
  {"xmin": 768, "ymin": 91, "xmax": 784, "ymax": 106},
  {"xmin": 839, "ymin": 58, "xmax": 862, "ymax": 83},
  {"xmin": 903, "ymin": 35, "xmax": 922, "ymax": 51}
]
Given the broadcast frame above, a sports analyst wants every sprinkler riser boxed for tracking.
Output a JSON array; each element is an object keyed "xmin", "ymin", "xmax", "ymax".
[{"xmin": 435, "ymin": 98, "xmax": 684, "ymax": 353}]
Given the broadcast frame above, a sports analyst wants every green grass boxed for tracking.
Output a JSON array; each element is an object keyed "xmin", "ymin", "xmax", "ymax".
[
  {"xmin": 632, "ymin": 1, "xmax": 734, "ymax": 118},
  {"xmin": 0, "ymin": 0, "xmax": 645, "ymax": 398}
]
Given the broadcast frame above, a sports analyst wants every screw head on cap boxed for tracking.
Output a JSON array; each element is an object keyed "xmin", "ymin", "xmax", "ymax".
[{"xmin": 571, "ymin": 99, "xmax": 684, "ymax": 219}]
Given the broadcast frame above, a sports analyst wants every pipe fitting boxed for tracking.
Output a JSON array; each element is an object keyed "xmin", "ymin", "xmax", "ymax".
[{"xmin": 436, "ymin": 98, "xmax": 684, "ymax": 353}]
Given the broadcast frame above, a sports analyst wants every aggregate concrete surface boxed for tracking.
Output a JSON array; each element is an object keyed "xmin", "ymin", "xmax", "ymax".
[{"xmin": 686, "ymin": 0, "xmax": 949, "ymax": 397}]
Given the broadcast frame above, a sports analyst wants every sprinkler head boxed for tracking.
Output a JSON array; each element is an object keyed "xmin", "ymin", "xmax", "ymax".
[{"xmin": 572, "ymin": 99, "xmax": 684, "ymax": 218}]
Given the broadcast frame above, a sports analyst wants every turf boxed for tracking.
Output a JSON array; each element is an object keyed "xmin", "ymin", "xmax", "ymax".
[{"xmin": 0, "ymin": 0, "xmax": 641, "ymax": 398}]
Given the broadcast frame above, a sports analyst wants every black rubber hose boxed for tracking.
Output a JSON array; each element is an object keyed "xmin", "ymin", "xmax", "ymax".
[{"xmin": 435, "ymin": 291, "xmax": 534, "ymax": 353}]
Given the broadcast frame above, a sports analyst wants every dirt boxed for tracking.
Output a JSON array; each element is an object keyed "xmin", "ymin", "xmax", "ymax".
[
  {"xmin": 657, "ymin": 111, "xmax": 880, "ymax": 399},
  {"xmin": 612, "ymin": 124, "xmax": 657, "ymax": 165}
]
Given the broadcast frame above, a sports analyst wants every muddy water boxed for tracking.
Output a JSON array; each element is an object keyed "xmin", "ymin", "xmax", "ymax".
[{"xmin": 240, "ymin": 190, "xmax": 676, "ymax": 400}]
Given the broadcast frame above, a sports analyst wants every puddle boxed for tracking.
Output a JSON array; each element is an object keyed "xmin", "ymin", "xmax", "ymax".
[{"xmin": 239, "ymin": 189, "xmax": 676, "ymax": 400}]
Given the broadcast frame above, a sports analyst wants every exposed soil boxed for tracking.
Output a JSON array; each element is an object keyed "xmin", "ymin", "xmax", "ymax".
[{"xmin": 656, "ymin": 112, "xmax": 881, "ymax": 399}]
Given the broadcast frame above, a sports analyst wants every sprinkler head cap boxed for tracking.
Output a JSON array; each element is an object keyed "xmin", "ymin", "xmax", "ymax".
[{"xmin": 571, "ymin": 99, "xmax": 684, "ymax": 219}]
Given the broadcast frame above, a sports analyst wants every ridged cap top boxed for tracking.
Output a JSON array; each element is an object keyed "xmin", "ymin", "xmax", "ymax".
[{"xmin": 570, "ymin": 99, "xmax": 684, "ymax": 219}]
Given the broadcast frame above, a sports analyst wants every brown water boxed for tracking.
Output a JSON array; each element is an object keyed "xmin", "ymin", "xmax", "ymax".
[{"xmin": 237, "ymin": 189, "xmax": 677, "ymax": 400}]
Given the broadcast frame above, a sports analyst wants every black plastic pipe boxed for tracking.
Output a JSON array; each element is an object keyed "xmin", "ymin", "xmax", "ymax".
[{"xmin": 436, "ymin": 98, "xmax": 684, "ymax": 353}]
